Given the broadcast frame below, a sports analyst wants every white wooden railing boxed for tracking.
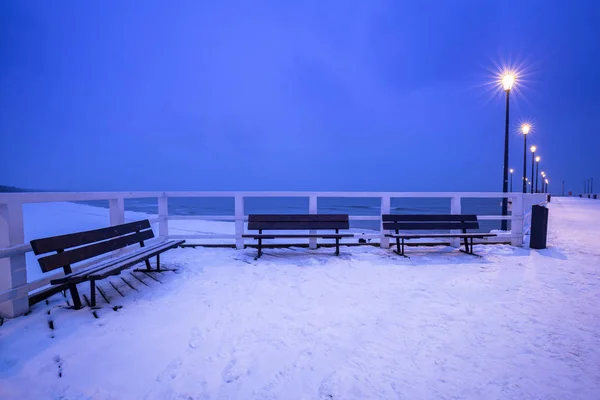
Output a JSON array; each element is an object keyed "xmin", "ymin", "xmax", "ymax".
[{"xmin": 0, "ymin": 191, "xmax": 545, "ymax": 318}]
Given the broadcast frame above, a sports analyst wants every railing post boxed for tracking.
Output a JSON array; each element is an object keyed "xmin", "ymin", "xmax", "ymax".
[
  {"xmin": 309, "ymin": 196, "xmax": 317, "ymax": 249},
  {"xmin": 234, "ymin": 195, "xmax": 244, "ymax": 249},
  {"xmin": 511, "ymin": 194, "xmax": 524, "ymax": 247},
  {"xmin": 158, "ymin": 193, "xmax": 169, "ymax": 238},
  {"xmin": 380, "ymin": 195, "xmax": 390, "ymax": 248},
  {"xmin": 450, "ymin": 196, "xmax": 461, "ymax": 248},
  {"xmin": 0, "ymin": 202, "xmax": 28, "ymax": 318},
  {"xmin": 109, "ymin": 198, "xmax": 125, "ymax": 226}
]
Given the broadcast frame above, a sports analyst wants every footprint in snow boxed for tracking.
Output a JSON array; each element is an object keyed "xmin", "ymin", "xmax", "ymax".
[
  {"xmin": 222, "ymin": 358, "xmax": 251, "ymax": 383},
  {"xmin": 157, "ymin": 358, "xmax": 182, "ymax": 382},
  {"xmin": 189, "ymin": 326, "xmax": 203, "ymax": 349}
]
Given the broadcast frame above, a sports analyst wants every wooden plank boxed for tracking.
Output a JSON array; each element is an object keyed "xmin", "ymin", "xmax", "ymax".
[
  {"xmin": 242, "ymin": 234, "xmax": 354, "ymax": 239},
  {"xmin": 88, "ymin": 240, "xmax": 184, "ymax": 280},
  {"xmin": 382, "ymin": 222, "xmax": 479, "ymax": 231},
  {"xmin": 382, "ymin": 214, "xmax": 478, "ymax": 222},
  {"xmin": 248, "ymin": 214, "xmax": 349, "ymax": 222},
  {"xmin": 30, "ymin": 220, "xmax": 152, "ymax": 255},
  {"xmin": 39, "ymin": 230, "xmax": 155, "ymax": 273},
  {"xmin": 51, "ymin": 240, "xmax": 183, "ymax": 283},
  {"xmin": 385, "ymin": 233, "xmax": 497, "ymax": 239},
  {"xmin": 248, "ymin": 222, "xmax": 349, "ymax": 230},
  {"xmin": 50, "ymin": 241, "xmax": 168, "ymax": 283}
]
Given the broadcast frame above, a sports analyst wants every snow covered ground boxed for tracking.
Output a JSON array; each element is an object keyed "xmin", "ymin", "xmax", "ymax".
[{"xmin": 1, "ymin": 197, "xmax": 599, "ymax": 399}]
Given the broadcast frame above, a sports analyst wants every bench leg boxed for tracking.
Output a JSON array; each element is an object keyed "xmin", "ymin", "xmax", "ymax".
[
  {"xmin": 335, "ymin": 237, "xmax": 340, "ymax": 256},
  {"xmin": 256, "ymin": 238, "xmax": 263, "ymax": 259},
  {"xmin": 90, "ymin": 280, "xmax": 96, "ymax": 307},
  {"xmin": 144, "ymin": 258, "xmax": 152, "ymax": 271},
  {"xmin": 459, "ymin": 237, "xmax": 481, "ymax": 257},
  {"xmin": 156, "ymin": 253, "xmax": 160, "ymax": 271},
  {"xmin": 69, "ymin": 283, "xmax": 83, "ymax": 309},
  {"xmin": 393, "ymin": 238, "xmax": 409, "ymax": 258}
]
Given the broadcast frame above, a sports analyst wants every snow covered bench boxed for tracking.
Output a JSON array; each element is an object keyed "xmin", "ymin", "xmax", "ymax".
[
  {"xmin": 30, "ymin": 220, "xmax": 185, "ymax": 309},
  {"xmin": 242, "ymin": 214, "xmax": 354, "ymax": 259},
  {"xmin": 383, "ymin": 214, "xmax": 496, "ymax": 257}
]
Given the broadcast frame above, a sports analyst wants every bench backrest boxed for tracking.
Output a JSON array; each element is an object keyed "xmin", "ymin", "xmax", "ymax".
[
  {"xmin": 247, "ymin": 214, "xmax": 350, "ymax": 231},
  {"xmin": 382, "ymin": 214, "xmax": 479, "ymax": 232},
  {"xmin": 30, "ymin": 220, "xmax": 155, "ymax": 273}
]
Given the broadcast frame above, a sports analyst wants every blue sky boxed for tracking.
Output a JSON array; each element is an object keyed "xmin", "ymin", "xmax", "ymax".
[{"xmin": 1, "ymin": 0, "xmax": 599, "ymax": 193}]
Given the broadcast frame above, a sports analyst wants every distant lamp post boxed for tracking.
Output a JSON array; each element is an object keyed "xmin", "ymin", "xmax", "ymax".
[
  {"xmin": 500, "ymin": 72, "xmax": 515, "ymax": 231},
  {"xmin": 545, "ymin": 179, "xmax": 549, "ymax": 194},
  {"xmin": 530, "ymin": 145, "xmax": 537, "ymax": 194},
  {"xmin": 535, "ymin": 156, "xmax": 541, "ymax": 193},
  {"xmin": 521, "ymin": 124, "xmax": 530, "ymax": 193},
  {"xmin": 509, "ymin": 168, "xmax": 514, "ymax": 192}
]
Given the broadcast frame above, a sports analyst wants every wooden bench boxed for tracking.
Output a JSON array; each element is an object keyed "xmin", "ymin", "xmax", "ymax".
[
  {"xmin": 242, "ymin": 214, "xmax": 354, "ymax": 259},
  {"xmin": 30, "ymin": 220, "xmax": 185, "ymax": 309},
  {"xmin": 382, "ymin": 214, "xmax": 497, "ymax": 257}
]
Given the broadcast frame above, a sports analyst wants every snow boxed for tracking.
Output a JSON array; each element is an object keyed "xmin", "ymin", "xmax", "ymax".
[{"xmin": 1, "ymin": 197, "xmax": 600, "ymax": 399}]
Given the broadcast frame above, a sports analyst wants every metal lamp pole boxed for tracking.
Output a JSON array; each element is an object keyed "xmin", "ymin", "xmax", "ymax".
[
  {"xmin": 530, "ymin": 146, "xmax": 536, "ymax": 194},
  {"xmin": 510, "ymin": 169, "xmax": 514, "ymax": 192},
  {"xmin": 535, "ymin": 156, "xmax": 540, "ymax": 193},
  {"xmin": 500, "ymin": 74, "xmax": 514, "ymax": 231},
  {"xmin": 521, "ymin": 124, "xmax": 530, "ymax": 193}
]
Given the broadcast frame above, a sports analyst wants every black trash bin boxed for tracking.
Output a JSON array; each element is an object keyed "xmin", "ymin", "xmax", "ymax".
[{"xmin": 530, "ymin": 205, "xmax": 549, "ymax": 249}]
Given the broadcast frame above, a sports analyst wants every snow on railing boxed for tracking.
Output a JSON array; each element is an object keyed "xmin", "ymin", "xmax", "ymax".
[{"xmin": 1, "ymin": 191, "xmax": 540, "ymax": 318}]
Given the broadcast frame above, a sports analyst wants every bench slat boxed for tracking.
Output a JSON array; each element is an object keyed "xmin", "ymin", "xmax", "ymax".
[
  {"xmin": 248, "ymin": 222, "xmax": 350, "ymax": 230},
  {"xmin": 38, "ymin": 229, "xmax": 154, "ymax": 273},
  {"xmin": 50, "ymin": 240, "xmax": 172, "ymax": 283},
  {"xmin": 242, "ymin": 234, "xmax": 354, "ymax": 239},
  {"xmin": 382, "ymin": 222, "xmax": 479, "ymax": 231},
  {"xmin": 382, "ymin": 214, "xmax": 478, "ymax": 222},
  {"xmin": 31, "ymin": 220, "xmax": 152, "ymax": 255},
  {"xmin": 88, "ymin": 240, "xmax": 185, "ymax": 280},
  {"xmin": 249, "ymin": 214, "xmax": 349, "ymax": 222},
  {"xmin": 385, "ymin": 233, "xmax": 496, "ymax": 239}
]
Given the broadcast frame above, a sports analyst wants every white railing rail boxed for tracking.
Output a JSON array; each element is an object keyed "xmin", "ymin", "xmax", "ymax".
[{"xmin": 1, "ymin": 191, "xmax": 543, "ymax": 318}]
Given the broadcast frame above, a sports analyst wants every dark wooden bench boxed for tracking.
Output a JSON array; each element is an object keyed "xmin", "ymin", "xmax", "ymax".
[
  {"xmin": 382, "ymin": 214, "xmax": 497, "ymax": 257},
  {"xmin": 242, "ymin": 214, "xmax": 354, "ymax": 259},
  {"xmin": 30, "ymin": 220, "xmax": 185, "ymax": 309}
]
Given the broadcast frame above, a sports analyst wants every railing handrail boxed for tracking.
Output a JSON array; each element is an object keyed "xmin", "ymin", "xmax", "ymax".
[{"xmin": 0, "ymin": 190, "xmax": 526, "ymax": 204}]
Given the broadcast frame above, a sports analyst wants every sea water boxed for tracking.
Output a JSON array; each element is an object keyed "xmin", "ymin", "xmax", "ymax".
[{"xmin": 80, "ymin": 196, "xmax": 509, "ymax": 233}]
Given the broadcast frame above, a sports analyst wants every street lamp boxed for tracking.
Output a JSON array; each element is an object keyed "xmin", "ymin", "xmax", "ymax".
[
  {"xmin": 530, "ymin": 145, "xmax": 537, "ymax": 194},
  {"xmin": 545, "ymin": 179, "xmax": 549, "ymax": 194},
  {"xmin": 500, "ymin": 72, "xmax": 515, "ymax": 231},
  {"xmin": 509, "ymin": 168, "xmax": 514, "ymax": 192},
  {"xmin": 521, "ymin": 124, "xmax": 530, "ymax": 193},
  {"xmin": 535, "ymin": 156, "xmax": 541, "ymax": 193}
]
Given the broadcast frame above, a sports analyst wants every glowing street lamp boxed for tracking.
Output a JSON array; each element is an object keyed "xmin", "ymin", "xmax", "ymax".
[
  {"xmin": 530, "ymin": 145, "xmax": 537, "ymax": 194},
  {"xmin": 545, "ymin": 179, "xmax": 549, "ymax": 194},
  {"xmin": 521, "ymin": 123, "xmax": 530, "ymax": 193},
  {"xmin": 500, "ymin": 71, "xmax": 515, "ymax": 231},
  {"xmin": 535, "ymin": 156, "xmax": 541, "ymax": 193},
  {"xmin": 509, "ymin": 168, "xmax": 514, "ymax": 192}
]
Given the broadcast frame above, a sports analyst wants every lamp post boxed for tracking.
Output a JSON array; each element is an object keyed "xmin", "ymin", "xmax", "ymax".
[
  {"xmin": 530, "ymin": 146, "xmax": 537, "ymax": 194},
  {"xmin": 500, "ymin": 73, "xmax": 515, "ymax": 231},
  {"xmin": 545, "ymin": 179, "xmax": 549, "ymax": 194},
  {"xmin": 509, "ymin": 168, "xmax": 514, "ymax": 192},
  {"xmin": 521, "ymin": 124, "xmax": 530, "ymax": 193},
  {"xmin": 541, "ymin": 172, "xmax": 546, "ymax": 193},
  {"xmin": 535, "ymin": 156, "xmax": 541, "ymax": 193}
]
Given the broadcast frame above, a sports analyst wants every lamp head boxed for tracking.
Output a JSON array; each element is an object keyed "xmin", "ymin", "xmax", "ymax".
[
  {"xmin": 545, "ymin": 179, "xmax": 549, "ymax": 184},
  {"xmin": 521, "ymin": 124, "xmax": 531, "ymax": 135},
  {"xmin": 501, "ymin": 73, "xmax": 515, "ymax": 91},
  {"xmin": 510, "ymin": 168, "xmax": 514, "ymax": 174},
  {"xmin": 536, "ymin": 156, "xmax": 541, "ymax": 162},
  {"xmin": 530, "ymin": 145, "xmax": 537, "ymax": 153}
]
